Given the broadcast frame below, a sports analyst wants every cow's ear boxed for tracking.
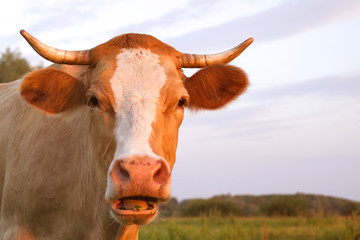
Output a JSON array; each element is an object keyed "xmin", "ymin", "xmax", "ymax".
[
  {"xmin": 184, "ymin": 65, "xmax": 249, "ymax": 110},
  {"xmin": 20, "ymin": 68, "xmax": 86, "ymax": 114}
]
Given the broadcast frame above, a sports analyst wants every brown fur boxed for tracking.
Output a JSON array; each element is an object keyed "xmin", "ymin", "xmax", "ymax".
[
  {"xmin": 185, "ymin": 64, "xmax": 249, "ymax": 110},
  {"xmin": 20, "ymin": 68, "xmax": 86, "ymax": 114}
]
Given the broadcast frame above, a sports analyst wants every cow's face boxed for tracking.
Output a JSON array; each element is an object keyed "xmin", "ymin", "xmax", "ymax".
[
  {"xmin": 86, "ymin": 44, "xmax": 185, "ymax": 166},
  {"xmin": 84, "ymin": 42, "xmax": 187, "ymax": 224},
  {"xmin": 19, "ymin": 32, "xmax": 251, "ymax": 225}
]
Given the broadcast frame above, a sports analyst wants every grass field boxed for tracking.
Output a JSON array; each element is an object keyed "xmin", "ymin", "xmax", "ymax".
[{"xmin": 139, "ymin": 213, "xmax": 360, "ymax": 240}]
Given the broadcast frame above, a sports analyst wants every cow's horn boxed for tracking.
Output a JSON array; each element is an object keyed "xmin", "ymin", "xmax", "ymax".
[
  {"xmin": 180, "ymin": 37, "xmax": 254, "ymax": 68},
  {"xmin": 20, "ymin": 30, "xmax": 90, "ymax": 65}
]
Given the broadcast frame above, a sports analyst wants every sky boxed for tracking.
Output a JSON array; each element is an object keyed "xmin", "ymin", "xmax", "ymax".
[{"xmin": 1, "ymin": 0, "xmax": 359, "ymax": 202}]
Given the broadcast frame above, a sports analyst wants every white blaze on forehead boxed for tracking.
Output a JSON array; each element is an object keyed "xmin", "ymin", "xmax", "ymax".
[{"xmin": 110, "ymin": 48, "xmax": 167, "ymax": 160}]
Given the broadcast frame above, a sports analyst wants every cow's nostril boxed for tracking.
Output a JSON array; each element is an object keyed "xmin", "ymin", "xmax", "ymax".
[
  {"xmin": 120, "ymin": 167, "xmax": 129, "ymax": 179},
  {"xmin": 152, "ymin": 160, "xmax": 170, "ymax": 185},
  {"xmin": 118, "ymin": 161, "xmax": 130, "ymax": 182},
  {"xmin": 154, "ymin": 169, "xmax": 161, "ymax": 178}
]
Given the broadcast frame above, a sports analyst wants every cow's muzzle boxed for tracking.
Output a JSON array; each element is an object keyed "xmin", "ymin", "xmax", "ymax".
[{"xmin": 106, "ymin": 156, "xmax": 171, "ymax": 225}]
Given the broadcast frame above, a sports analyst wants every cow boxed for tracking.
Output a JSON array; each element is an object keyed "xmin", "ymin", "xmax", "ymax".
[{"xmin": 0, "ymin": 30, "xmax": 253, "ymax": 240}]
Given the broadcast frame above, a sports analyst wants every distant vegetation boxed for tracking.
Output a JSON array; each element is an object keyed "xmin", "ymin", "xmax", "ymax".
[
  {"xmin": 159, "ymin": 193, "xmax": 360, "ymax": 217},
  {"xmin": 147, "ymin": 194, "xmax": 360, "ymax": 239},
  {"xmin": 0, "ymin": 48, "xmax": 41, "ymax": 83}
]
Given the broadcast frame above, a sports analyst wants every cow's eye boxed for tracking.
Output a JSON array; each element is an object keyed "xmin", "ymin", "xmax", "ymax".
[
  {"xmin": 178, "ymin": 98, "xmax": 187, "ymax": 107},
  {"xmin": 89, "ymin": 96, "xmax": 99, "ymax": 107}
]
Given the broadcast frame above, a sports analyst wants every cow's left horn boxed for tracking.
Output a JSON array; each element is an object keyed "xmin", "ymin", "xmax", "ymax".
[
  {"xmin": 20, "ymin": 30, "xmax": 90, "ymax": 65},
  {"xmin": 180, "ymin": 37, "xmax": 254, "ymax": 68}
]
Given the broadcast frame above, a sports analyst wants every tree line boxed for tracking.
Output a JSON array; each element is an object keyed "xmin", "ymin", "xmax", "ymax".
[
  {"xmin": 0, "ymin": 48, "xmax": 42, "ymax": 83},
  {"xmin": 159, "ymin": 193, "xmax": 360, "ymax": 217}
]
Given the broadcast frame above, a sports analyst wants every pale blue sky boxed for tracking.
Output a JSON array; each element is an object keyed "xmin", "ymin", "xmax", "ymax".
[{"xmin": 1, "ymin": 0, "xmax": 359, "ymax": 201}]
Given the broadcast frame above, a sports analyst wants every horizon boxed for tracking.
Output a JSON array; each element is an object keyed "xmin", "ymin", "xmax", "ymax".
[{"xmin": 170, "ymin": 192, "xmax": 360, "ymax": 203}]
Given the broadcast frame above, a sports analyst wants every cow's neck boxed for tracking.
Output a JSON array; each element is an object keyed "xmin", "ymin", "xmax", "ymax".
[{"xmin": 118, "ymin": 225, "xmax": 140, "ymax": 240}]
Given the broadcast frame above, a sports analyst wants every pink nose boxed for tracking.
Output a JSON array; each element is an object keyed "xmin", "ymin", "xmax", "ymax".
[{"xmin": 108, "ymin": 157, "xmax": 171, "ymax": 199}]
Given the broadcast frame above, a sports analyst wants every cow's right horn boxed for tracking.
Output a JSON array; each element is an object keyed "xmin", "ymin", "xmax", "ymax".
[{"xmin": 20, "ymin": 30, "xmax": 90, "ymax": 65}]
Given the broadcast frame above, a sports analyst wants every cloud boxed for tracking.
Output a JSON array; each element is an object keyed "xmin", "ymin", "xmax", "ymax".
[
  {"xmin": 249, "ymin": 72, "xmax": 360, "ymax": 101},
  {"xmin": 108, "ymin": 0, "xmax": 283, "ymax": 41},
  {"xmin": 166, "ymin": 0, "xmax": 360, "ymax": 52},
  {"xmin": 0, "ymin": 0, "xmax": 192, "ymax": 51}
]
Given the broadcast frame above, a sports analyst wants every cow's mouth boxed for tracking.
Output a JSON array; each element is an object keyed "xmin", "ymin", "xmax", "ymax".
[{"xmin": 110, "ymin": 197, "xmax": 158, "ymax": 225}]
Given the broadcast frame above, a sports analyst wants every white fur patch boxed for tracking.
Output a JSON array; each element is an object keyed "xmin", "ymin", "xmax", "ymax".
[{"xmin": 109, "ymin": 48, "xmax": 167, "ymax": 160}]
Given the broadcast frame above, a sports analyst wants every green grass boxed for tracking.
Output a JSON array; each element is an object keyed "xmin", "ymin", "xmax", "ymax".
[{"xmin": 139, "ymin": 213, "xmax": 360, "ymax": 240}]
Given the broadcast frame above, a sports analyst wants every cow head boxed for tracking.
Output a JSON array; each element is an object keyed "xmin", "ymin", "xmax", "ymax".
[{"xmin": 19, "ymin": 30, "xmax": 252, "ymax": 225}]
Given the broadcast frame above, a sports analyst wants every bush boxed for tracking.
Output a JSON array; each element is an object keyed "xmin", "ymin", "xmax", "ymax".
[
  {"xmin": 159, "ymin": 197, "xmax": 180, "ymax": 217},
  {"xmin": 261, "ymin": 195, "xmax": 310, "ymax": 217},
  {"xmin": 0, "ymin": 47, "xmax": 42, "ymax": 83},
  {"xmin": 340, "ymin": 201, "xmax": 360, "ymax": 216},
  {"xmin": 181, "ymin": 198, "xmax": 245, "ymax": 217}
]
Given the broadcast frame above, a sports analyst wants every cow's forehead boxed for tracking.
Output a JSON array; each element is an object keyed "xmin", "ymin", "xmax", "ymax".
[
  {"xmin": 110, "ymin": 48, "xmax": 167, "ymax": 113},
  {"xmin": 87, "ymin": 50, "xmax": 183, "ymax": 112}
]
